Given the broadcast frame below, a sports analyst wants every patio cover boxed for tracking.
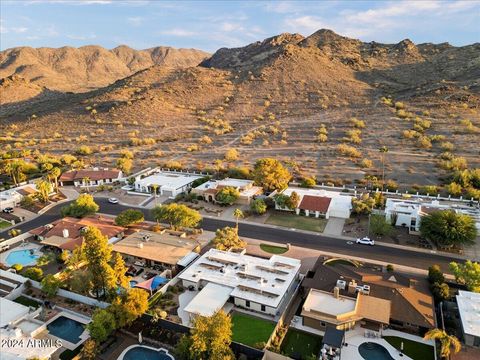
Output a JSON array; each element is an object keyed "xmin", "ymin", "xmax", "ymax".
[
  {"xmin": 322, "ymin": 326, "xmax": 345, "ymax": 348},
  {"xmin": 184, "ymin": 282, "xmax": 233, "ymax": 317},
  {"xmin": 134, "ymin": 276, "xmax": 168, "ymax": 292}
]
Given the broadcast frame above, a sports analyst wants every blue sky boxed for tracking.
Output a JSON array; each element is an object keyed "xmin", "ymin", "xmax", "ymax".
[{"xmin": 1, "ymin": 0, "xmax": 479, "ymax": 52}]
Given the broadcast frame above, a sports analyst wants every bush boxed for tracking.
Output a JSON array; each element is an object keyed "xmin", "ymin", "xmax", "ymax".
[
  {"xmin": 337, "ymin": 144, "xmax": 361, "ymax": 158},
  {"xmin": 76, "ymin": 145, "xmax": 92, "ymax": 155},
  {"xmin": 360, "ymin": 158, "xmax": 373, "ymax": 168},
  {"xmin": 428, "ymin": 265, "xmax": 445, "ymax": 284},
  {"xmin": 11, "ymin": 263, "xmax": 23, "ymax": 272},
  {"xmin": 250, "ymin": 198, "xmax": 267, "ymax": 215},
  {"xmin": 23, "ymin": 267, "xmax": 44, "ymax": 281},
  {"xmin": 300, "ymin": 176, "xmax": 316, "ymax": 188},
  {"xmin": 370, "ymin": 214, "xmax": 392, "ymax": 236},
  {"xmin": 386, "ymin": 264, "xmax": 394, "ymax": 272}
]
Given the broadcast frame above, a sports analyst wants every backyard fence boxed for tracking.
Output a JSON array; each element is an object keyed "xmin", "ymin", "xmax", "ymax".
[{"xmin": 0, "ymin": 232, "xmax": 31, "ymax": 247}]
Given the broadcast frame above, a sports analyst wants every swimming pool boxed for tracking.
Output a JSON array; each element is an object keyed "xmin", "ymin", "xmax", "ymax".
[
  {"xmin": 5, "ymin": 249, "xmax": 40, "ymax": 267},
  {"xmin": 359, "ymin": 342, "xmax": 395, "ymax": 360},
  {"xmin": 120, "ymin": 345, "xmax": 174, "ymax": 360},
  {"xmin": 47, "ymin": 316, "xmax": 85, "ymax": 344}
]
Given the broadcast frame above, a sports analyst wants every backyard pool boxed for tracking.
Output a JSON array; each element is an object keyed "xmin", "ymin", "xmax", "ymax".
[
  {"xmin": 119, "ymin": 345, "xmax": 174, "ymax": 360},
  {"xmin": 359, "ymin": 342, "xmax": 395, "ymax": 360},
  {"xmin": 47, "ymin": 316, "xmax": 85, "ymax": 344},
  {"xmin": 5, "ymin": 249, "xmax": 40, "ymax": 267}
]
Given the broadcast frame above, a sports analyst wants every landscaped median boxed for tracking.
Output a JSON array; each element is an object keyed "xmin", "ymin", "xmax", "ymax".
[
  {"xmin": 265, "ymin": 212, "xmax": 327, "ymax": 232},
  {"xmin": 231, "ymin": 312, "xmax": 276, "ymax": 348}
]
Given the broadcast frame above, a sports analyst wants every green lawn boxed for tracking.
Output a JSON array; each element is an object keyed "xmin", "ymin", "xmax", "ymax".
[
  {"xmin": 384, "ymin": 336, "xmax": 434, "ymax": 360},
  {"xmin": 260, "ymin": 243, "xmax": 288, "ymax": 254},
  {"xmin": 13, "ymin": 296, "xmax": 41, "ymax": 309},
  {"xmin": 0, "ymin": 219, "xmax": 11, "ymax": 229},
  {"xmin": 266, "ymin": 212, "xmax": 327, "ymax": 232},
  {"xmin": 231, "ymin": 312, "xmax": 276, "ymax": 348},
  {"xmin": 281, "ymin": 329, "xmax": 322, "ymax": 359}
]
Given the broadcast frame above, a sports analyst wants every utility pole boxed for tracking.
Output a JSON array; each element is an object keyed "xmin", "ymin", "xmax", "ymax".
[{"xmin": 379, "ymin": 146, "xmax": 389, "ymax": 191}]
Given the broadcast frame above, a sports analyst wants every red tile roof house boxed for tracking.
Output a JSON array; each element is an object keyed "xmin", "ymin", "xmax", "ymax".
[
  {"xmin": 30, "ymin": 216, "xmax": 126, "ymax": 252},
  {"xmin": 59, "ymin": 168, "xmax": 123, "ymax": 188}
]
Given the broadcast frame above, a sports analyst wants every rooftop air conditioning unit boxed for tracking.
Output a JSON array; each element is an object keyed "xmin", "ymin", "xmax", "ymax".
[
  {"xmin": 62, "ymin": 229, "xmax": 69, "ymax": 238},
  {"xmin": 336, "ymin": 280, "xmax": 347, "ymax": 290},
  {"xmin": 362, "ymin": 285, "xmax": 371, "ymax": 295},
  {"xmin": 137, "ymin": 243, "xmax": 143, "ymax": 249}
]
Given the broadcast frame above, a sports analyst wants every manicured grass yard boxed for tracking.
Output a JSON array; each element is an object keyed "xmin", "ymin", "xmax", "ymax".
[
  {"xmin": 231, "ymin": 313, "xmax": 276, "ymax": 347},
  {"xmin": 281, "ymin": 328, "xmax": 322, "ymax": 359},
  {"xmin": 260, "ymin": 243, "xmax": 288, "ymax": 254},
  {"xmin": 266, "ymin": 212, "xmax": 327, "ymax": 232},
  {"xmin": 384, "ymin": 336, "xmax": 434, "ymax": 360},
  {"xmin": 0, "ymin": 219, "xmax": 11, "ymax": 229},
  {"xmin": 13, "ymin": 296, "xmax": 41, "ymax": 309}
]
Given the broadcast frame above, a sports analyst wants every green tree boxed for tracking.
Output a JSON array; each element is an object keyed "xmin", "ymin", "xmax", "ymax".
[
  {"xmin": 152, "ymin": 203, "xmax": 202, "ymax": 230},
  {"xmin": 352, "ymin": 194, "xmax": 376, "ymax": 215},
  {"xmin": 250, "ymin": 198, "xmax": 267, "ymax": 215},
  {"xmin": 212, "ymin": 226, "xmax": 246, "ymax": 251},
  {"xmin": 79, "ymin": 339, "xmax": 98, "ymax": 360},
  {"xmin": 35, "ymin": 178, "xmax": 51, "ymax": 203},
  {"xmin": 59, "ymin": 250, "xmax": 70, "ymax": 263},
  {"xmin": 23, "ymin": 267, "xmax": 43, "ymax": 281},
  {"xmin": 41, "ymin": 274, "xmax": 61, "ymax": 298},
  {"xmin": 112, "ymin": 252, "xmax": 130, "ymax": 289},
  {"xmin": 424, "ymin": 328, "xmax": 461, "ymax": 359},
  {"xmin": 215, "ymin": 186, "xmax": 240, "ymax": 205},
  {"xmin": 420, "ymin": 210, "xmax": 477, "ymax": 248},
  {"xmin": 88, "ymin": 309, "xmax": 116, "ymax": 343},
  {"xmin": 49, "ymin": 167, "xmax": 61, "ymax": 193},
  {"xmin": 61, "ymin": 194, "xmax": 99, "ymax": 218},
  {"xmin": 253, "ymin": 158, "xmax": 292, "ymax": 192},
  {"xmin": 428, "ymin": 265, "xmax": 445, "ymax": 285},
  {"xmin": 110, "ymin": 288, "xmax": 149, "ymax": 327},
  {"xmin": 68, "ymin": 270, "xmax": 92, "ymax": 295},
  {"xmin": 83, "ymin": 226, "xmax": 116, "ymax": 298},
  {"xmin": 115, "ymin": 209, "xmax": 144, "ymax": 227},
  {"xmin": 116, "ymin": 157, "xmax": 133, "ymax": 175},
  {"xmin": 370, "ymin": 214, "xmax": 392, "ymax": 236},
  {"xmin": 450, "ymin": 261, "xmax": 480, "ymax": 292},
  {"xmin": 66, "ymin": 246, "xmax": 87, "ymax": 270},
  {"xmin": 431, "ymin": 282, "xmax": 450, "ymax": 302},
  {"xmin": 186, "ymin": 311, "xmax": 235, "ymax": 360},
  {"xmin": 300, "ymin": 176, "xmax": 316, "ymax": 188}
]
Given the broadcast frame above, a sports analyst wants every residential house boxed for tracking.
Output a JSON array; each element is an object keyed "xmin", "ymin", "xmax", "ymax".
[
  {"xmin": 29, "ymin": 216, "xmax": 125, "ymax": 252},
  {"xmin": 457, "ymin": 290, "xmax": 480, "ymax": 347},
  {"xmin": 302, "ymin": 258, "xmax": 436, "ymax": 334},
  {"xmin": 134, "ymin": 170, "xmax": 201, "ymax": 198},
  {"xmin": 0, "ymin": 184, "xmax": 38, "ymax": 211},
  {"xmin": 179, "ymin": 249, "xmax": 301, "ymax": 319},
  {"xmin": 192, "ymin": 178, "xmax": 263, "ymax": 204},
  {"xmin": 59, "ymin": 168, "xmax": 123, "ymax": 187},
  {"xmin": 275, "ymin": 188, "xmax": 353, "ymax": 219}
]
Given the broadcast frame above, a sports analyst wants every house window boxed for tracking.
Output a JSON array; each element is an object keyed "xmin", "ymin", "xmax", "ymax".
[
  {"xmin": 246, "ymin": 300, "xmax": 250, "ymax": 308},
  {"xmin": 261, "ymin": 305, "xmax": 266, "ymax": 312},
  {"xmin": 321, "ymin": 322, "xmax": 326, "ymax": 327}
]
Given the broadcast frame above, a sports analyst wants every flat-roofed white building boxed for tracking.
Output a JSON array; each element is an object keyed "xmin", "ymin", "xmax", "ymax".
[
  {"xmin": 275, "ymin": 188, "xmax": 353, "ymax": 219},
  {"xmin": 179, "ymin": 249, "xmax": 301, "ymax": 318},
  {"xmin": 134, "ymin": 170, "xmax": 202, "ymax": 198},
  {"xmin": 192, "ymin": 178, "xmax": 262, "ymax": 204},
  {"xmin": 456, "ymin": 290, "xmax": 480, "ymax": 347}
]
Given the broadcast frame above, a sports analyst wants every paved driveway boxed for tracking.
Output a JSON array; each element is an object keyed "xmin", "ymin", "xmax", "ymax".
[{"xmin": 323, "ymin": 217, "xmax": 346, "ymax": 236}]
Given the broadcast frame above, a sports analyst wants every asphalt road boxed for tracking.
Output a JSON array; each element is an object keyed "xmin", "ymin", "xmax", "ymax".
[{"xmin": 0, "ymin": 197, "xmax": 462, "ymax": 272}]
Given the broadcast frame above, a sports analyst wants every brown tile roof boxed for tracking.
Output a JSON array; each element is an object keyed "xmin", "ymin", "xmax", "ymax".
[
  {"xmin": 60, "ymin": 169, "xmax": 120, "ymax": 182},
  {"xmin": 302, "ymin": 259, "xmax": 435, "ymax": 329},
  {"xmin": 299, "ymin": 195, "xmax": 331, "ymax": 213}
]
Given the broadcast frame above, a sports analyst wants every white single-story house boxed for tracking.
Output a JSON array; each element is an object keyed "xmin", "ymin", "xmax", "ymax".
[
  {"xmin": 179, "ymin": 249, "xmax": 301, "ymax": 318},
  {"xmin": 192, "ymin": 178, "xmax": 263, "ymax": 204},
  {"xmin": 385, "ymin": 198, "xmax": 480, "ymax": 232},
  {"xmin": 275, "ymin": 188, "xmax": 353, "ymax": 219},
  {"xmin": 59, "ymin": 168, "xmax": 123, "ymax": 187},
  {"xmin": 134, "ymin": 170, "xmax": 202, "ymax": 198},
  {"xmin": 457, "ymin": 290, "xmax": 480, "ymax": 347},
  {"xmin": 0, "ymin": 184, "xmax": 39, "ymax": 211}
]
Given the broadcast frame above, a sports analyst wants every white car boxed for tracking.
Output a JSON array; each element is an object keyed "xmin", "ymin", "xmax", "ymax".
[
  {"xmin": 108, "ymin": 198, "xmax": 119, "ymax": 204},
  {"xmin": 356, "ymin": 237, "xmax": 374, "ymax": 246}
]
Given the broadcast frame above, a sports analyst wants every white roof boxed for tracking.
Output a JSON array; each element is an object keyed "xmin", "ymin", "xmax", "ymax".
[
  {"xmin": 184, "ymin": 282, "xmax": 233, "ymax": 317},
  {"xmin": 180, "ymin": 249, "xmax": 301, "ymax": 309},
  {"xmin": 457, "ymin": 290, "xmax": 480, "ymax": 337},
  {"xmin": 303, "ymin": 289, "xmax": 356, "ymax": 316},
  {"xmin": 194, "ymin": 178, "xmax": 254, "ymax": 191},
  {"xmin": 177, "ymin": 252, "xmax": 200, "ymax": 267},
  {"xmin": 0, "ymin": 298, "xmax": 30, "ymax": 327},
  {"xmin": 136, "ymin": 171, "xmax": 201, "ymax": 190},
  {"xmin": 0, "ymin": 328, "xmax": 58, "ymax": 360}
]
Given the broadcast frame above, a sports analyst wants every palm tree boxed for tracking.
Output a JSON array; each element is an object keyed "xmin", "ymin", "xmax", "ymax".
[
  {"xmin": 151, "ymin": 184, "xmax": 159, "ymax": 207},
  {"xmin": 233, "ymin": 208, "xmax": 244, "ymax": 230},
  {"xmin": 82, "ymin": 176, "xmax": 91, "ymax": 193},
  {"xmin": 379, "ymin": 146, "xmax": 389, "ymax": 191},
  {"xmin": 49, "ymin": 167, "xmax": 61, "ymax": 193},
  {"xmin": 424, "ymin": 328, "xmax": 461, "ymax": 359}
]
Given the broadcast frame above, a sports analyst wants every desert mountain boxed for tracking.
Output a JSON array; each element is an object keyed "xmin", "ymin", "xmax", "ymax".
[
  {"xmin": 1, "ymin": 29, "xmax": 479, "ymax": 187},
  {"xmin": 0, "ymin": 45, "xmax": 210, "ymax": 92}
]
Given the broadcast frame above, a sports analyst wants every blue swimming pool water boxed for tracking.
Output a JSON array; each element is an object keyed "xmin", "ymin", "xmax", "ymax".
[
  {"xmin": 359, "ymin": 342, "xmax": 395, "ymax": 360},
  {"xmin": 47, "ymin": 316, "xmax": 85, "ymax": 344},
  {"xmin": 123, "ymin": 346, "xmax": 173, "ymax": 360},
  {"xmin": 130, "ymin": 280, "xmax": 138, "ymax": 287},
  {"xmin": 5, "ymin": 249, "xmax": 40, "ymax": 267}
]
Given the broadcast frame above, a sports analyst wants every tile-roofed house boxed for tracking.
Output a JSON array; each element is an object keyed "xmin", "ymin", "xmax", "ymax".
[
  {"xmin": 302, "ymin": 257, "xmax": 435, "ymax": 334},
  {"xmin": 192, "ymin": 178, "xmax": 263, "ymax": 204},
  {"xmin": 299, "ymin": 195, "xmax": 332, "ymax": 214},
  {"xmin": 30, "ymin": 216, "xmax": 125, "ymax": 251},
  {"xmin": 59, "ymin": 168, "xmax": 122, "ymax": 187}
]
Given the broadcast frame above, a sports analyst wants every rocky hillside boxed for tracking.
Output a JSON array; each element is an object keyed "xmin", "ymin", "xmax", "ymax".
[{"xmin": 0, "ymin": 45, "xmax": 210, "ymax": 92}]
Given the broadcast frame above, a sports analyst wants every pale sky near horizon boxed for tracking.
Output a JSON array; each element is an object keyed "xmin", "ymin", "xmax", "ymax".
[{"xmin": 1, "ymin": 0, "xmax": 479, "ymax": 52}]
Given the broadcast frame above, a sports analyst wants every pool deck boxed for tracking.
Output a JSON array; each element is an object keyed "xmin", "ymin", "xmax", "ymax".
[{"xmin": 0, "ymin": 242, "xmax": 43, "ymax": 267}]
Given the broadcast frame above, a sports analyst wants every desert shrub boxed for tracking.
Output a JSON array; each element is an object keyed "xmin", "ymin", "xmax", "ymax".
[
  {"xmin": 316, "ymin": 133, "xmax": 328, "ymax": 142},
  {"xmin": 224, "ymin": 148, "xmax": 239, "ymax": 162},
  {"xmin": 417, "ymin": 136, "xmax": 432, "ymax": 149},
  {"xmin": 76, "ymin": 145, "xmax": 92, "ymax": 155},
  {"xmin": 199, "ymin": 135, "xmax": 212, "ymax": 144},
  {"xmin": 394, "ymin": 101, "xmax": 405, "ymax": 109},
  {"xmin": 439, "ymin": 156, "xmax": 468, "ymax": 171},
  {"xmin": 360, "ymin": 158, "xmax": 373, "ymax": 168},
  {"xmin": 337, "ymin": 144, "xmax": 361, "ymax": 158},
  {"xmin": 300, "ymin": 176, "xmax": 316, "ymax": 188},
  {"xmin": 446, "ymin": 182, "xmax": 463, "ymax": 196},
  {"xmin": 396, "ymin": 109, "xmax": 408, "ymax": 118},
  {"xmin": 422, "ymin": 185, "xmax": 438, "ymax": 195},
  {"xmin": 350, "ymin": 117, "xmax": 366, "ymax": 128},
  {"xmin": 440, "ymin": 141, "xmax": 455, "ymax": 151},
  {"xmin": 385, "ymin": 180, "xmax": 398, "ymax": 191},
  {"xmin": 403, "ymin": 130, "xmax": 417, "ymax": 139},
  {"xmin": 187, "ymin": 144, "xmax": 199, "ymax": 152}
]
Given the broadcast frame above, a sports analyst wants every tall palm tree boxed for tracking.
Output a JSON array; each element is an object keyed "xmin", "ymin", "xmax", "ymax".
[
  {"xmin": 49, "ymin": 167, "xmax": 61, "ymax": 193},
  {"xmin": 379, "ymin": 146, "xmax": 389, "ymax": 191},
  {"xmin": 424, "ymin": 328, "xmax": 461, "ymax": 359},
  {"xmin": 233, "ymin": 208, "xmax": 244, "ymax": 230}
]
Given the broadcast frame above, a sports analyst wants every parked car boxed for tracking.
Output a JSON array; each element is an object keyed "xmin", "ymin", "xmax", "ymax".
[
  {"xmin": 108, "ymin": 198, "xmax": 119, "ymax": 204},
  {"xmin": 356, "ymin": 237, "xmax": 375, "ymax": 246},
  {"xmin": 2, "ymin": 207, "xmax": 14, "ymax": 213}
]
